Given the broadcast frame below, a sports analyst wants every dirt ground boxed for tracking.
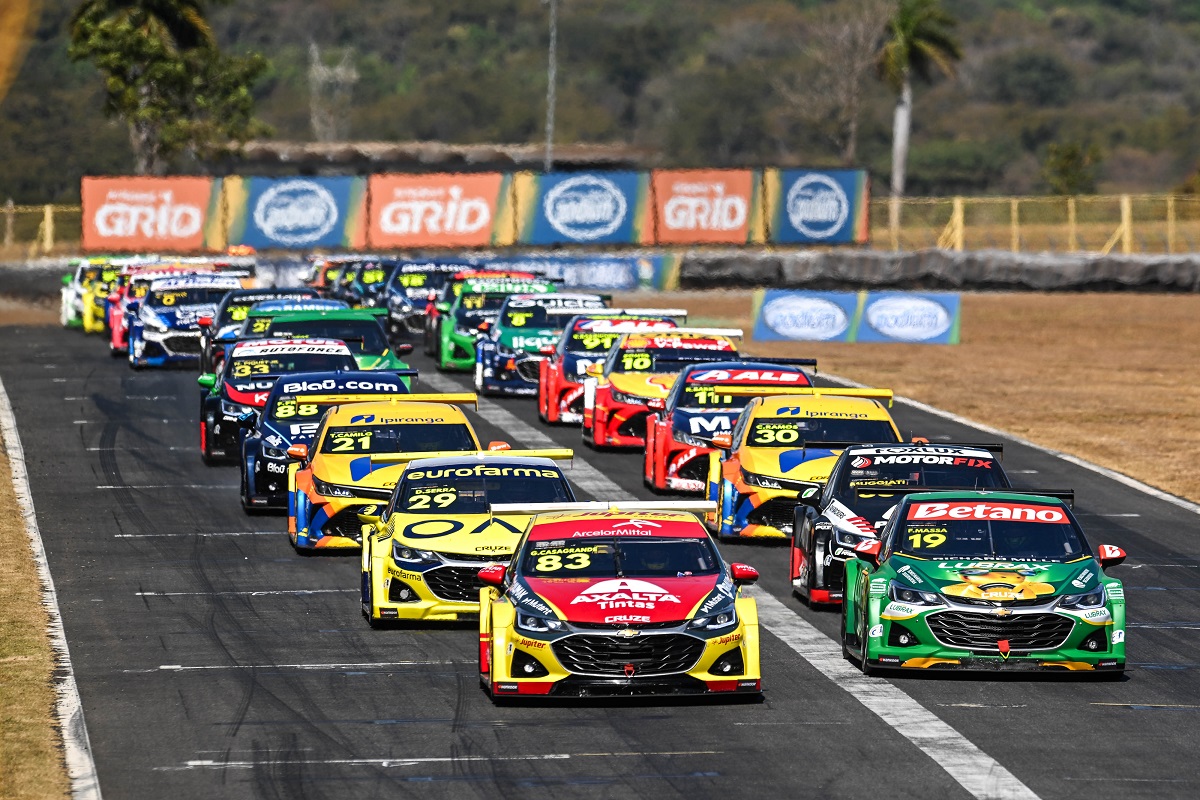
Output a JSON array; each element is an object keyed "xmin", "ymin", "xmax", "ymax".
[
  {"xmin": 0, "ymin": 297, "xmax": 57, "ymax": 327},
  {"xmin": 615, "ymin": 290, "xmax": 1200, "ymax": 503}
]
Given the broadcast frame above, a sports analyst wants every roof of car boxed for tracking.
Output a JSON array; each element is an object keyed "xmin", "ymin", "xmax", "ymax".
[
  {"xmin": 321, "ymin": 400, "xmax": 471, "ymax": 425},
  {"xmin": 620, "ymin": 332, "xmax": 738, "ymax": 350},
  {"xmin": 902, "ymin": 490, "xmax": 1067, "ymax": 506},
  {"xmin": 269, "ymin": 372, "xmax": 414, "ymax": 397},
  {"xmin": 149, "ymin": 275, "xmax": 242, "ymax": 291},
  {"xmin": 526, "ymin": 510, "xmax": 708, "ymax": 542},
  {"xmin": 680, "ymin": 361, "xmax": 812, "ymax": 386},
  {"xmin": 752, "ymin": 394, "xmax": 895, "ymax": 418}
]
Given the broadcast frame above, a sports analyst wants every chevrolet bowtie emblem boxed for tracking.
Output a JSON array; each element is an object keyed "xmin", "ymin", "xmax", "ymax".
[
  {"xmin": 993, "ymin": 607, "xmax": 1013, "ymax": 617},
  {"xmin": 617, "ymin": 628, "xmax": 640, "ymax": 638}
]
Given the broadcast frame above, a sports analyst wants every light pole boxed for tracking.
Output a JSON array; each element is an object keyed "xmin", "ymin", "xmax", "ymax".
[{"xmin": 543, "ymin": 0, "xmax": 558, "ymax": 172}]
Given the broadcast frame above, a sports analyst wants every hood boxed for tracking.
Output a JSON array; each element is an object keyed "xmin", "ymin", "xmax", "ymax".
[
  {"xmin": 392, "ymin": 513, "xmax": 530, "ymax": 557},
  {"xmin": 318, "ymin": 457, "xmax": 409, "ymax": 492},
  {"xmin": 607, "ymin": 372, "xmax": 678, "ymax": 399},
  {"xmin": 223, "ymin": 379, "xmax": 277, "ymax": 407},
  {"xmin": 155, "ymin": 304, "xmax": 217, "ymax": 330},
  {"xmin": 741, "ymin": 446, "xmax": 843, "ymax": 484},
  {"xmin": 354, "ymin": 353, "xmax": 402, "ymax": 371},
  {"xmin": 524, "ymin": 575, "xmax": 718, "ymax": 624},
  {"xmin": 891, "ymin": 556, "xmax": 1101, "ymax": 602},
  {"xmin": 499, "ymin": 328, "xmax": 561, "ymax": 353},
  {"xmin": 671, "ymin": 408, "xmax": 739, "ymax": 439}
]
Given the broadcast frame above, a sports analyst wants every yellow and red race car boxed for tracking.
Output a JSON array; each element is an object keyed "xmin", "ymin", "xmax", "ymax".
[
  {"xmin": 360, "ymin": 450, "xmax": 576, "ymax": 625},
  {"xmin": 287, "ymin": 395, "xmax": 492, "ymax": 551},
  {"xmin": 706, "ymin": 391, "xmax": 900, "ymax": 540},
  {"xmin": 478, "ymin": 502, "xmax": 762, "ymax": 700},
  {"xmin": 581, "ymin": 329, "xmax": 743, "ymax": 448}
]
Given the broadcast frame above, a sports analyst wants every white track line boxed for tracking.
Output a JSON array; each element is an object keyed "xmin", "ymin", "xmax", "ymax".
[
  {"xmin": 122, "ymin": 660, "xmax": 459, "ymax": 673},
  {"xmin": 824, "ymin": 373, "xmax": 1200, "ymax": 517},
  {"xmin": 0, "ymin": 377, "xmax": 102, "ymax": 800},
  {"xmin": 96, "ymin": 484, "xmax": 235, "ymax": 490},
  {"xmin": 156, "ymin": 750, "xmax": 720, "ymax": 771},
  {"xmin": 419, "ymin": 367, "xmax": 1039, "ymax": 800},
  {"xmin": 136, "ymin": 589, "xmax": 355, "ymax": 597},
  {"xmin": 114, "ymin": 531, "xmax": 276, "ymax": 539}
]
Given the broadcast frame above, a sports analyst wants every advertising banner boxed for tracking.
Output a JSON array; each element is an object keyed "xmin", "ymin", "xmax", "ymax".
[
  {"xmin": 764, "ymin": 169, "xmax": 870, "ymax": 244},
  {"xmin": 223, "ymin": 176, "xmax": 367, "ymax": 250},
  {"xmin": 516, "ymin": 171, "xmax": 649, "ymax": 245},
  {"xmin": 650, "ymin": 169, "xmax": 761, "ymax": 244},
  {"xmin": 467, "ymin": 254, "xmax": 678, "ymax": 291},
  {"xmin": 81, "ymin": 176, "xmax": 218, "ymax": 252},
  {"xmin": 751, "ymin": 289, "xmax": 959, "ymax": 344},
  {"xmin": 366, "ymin": 173, "xmax": 513, "ymax": 248}
]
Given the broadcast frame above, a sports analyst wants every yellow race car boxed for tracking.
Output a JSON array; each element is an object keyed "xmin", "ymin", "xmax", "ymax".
[
  {"xmin": 287, "ymin": 395, "xmax": 492, "ymax": 551},
  {"xmin": 360, "ymin": 450, "xmax": 576, "ymax": 625},
  {"xmin": 706, "ymin": 391, "xmax": 901, "ymax": 540},
  {"xmin": 477, "ymin": 502, "xmax": 763, "ymax": 700}
]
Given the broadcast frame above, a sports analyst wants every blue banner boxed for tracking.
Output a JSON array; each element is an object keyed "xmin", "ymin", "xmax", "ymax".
[
  {"xmin": 767, "ymin": 169, "xmax": 869, "ymax": 244},
  {"xmin": 236, "ymin": 177, "xmax": 365, "ymax": 249},
  {"xmin": 467, "ymin": 254, "xmax": 672, "ymax": 291},
  {"xmin": 751, "ymin": 290, "xmax": 960, "ymax": 344},
  {"xmin": 519, "ymin": 172, "xmax": 648, "ymax": 245}
]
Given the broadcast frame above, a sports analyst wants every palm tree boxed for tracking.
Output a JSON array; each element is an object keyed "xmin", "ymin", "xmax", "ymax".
[
  {"xmin": 70, "ymin": 0, "xmax": 215, "ymax": 53},
  {"xmin": 878, "ymin": 0, "xmax": 961, "ymax": 202}
]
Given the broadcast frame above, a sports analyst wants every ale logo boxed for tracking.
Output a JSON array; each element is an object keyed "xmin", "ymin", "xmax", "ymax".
[
  {"xmin": 786, "ymin": 174, "xmax": 849, "ymax": 239},
  {"xmin": 253, "ymin": 180, "xmax": 339, "ymax": 246},
  {"xmin": 865, "ymin": 297, "xmax": 953, "ymax": 342},
  {"xmin": 762, "ymin": 295, "xmax": 850, "ymax": 341},
  {"xmin": 543, "ymin": 175, "xmax": 628, "ymax": 241}
]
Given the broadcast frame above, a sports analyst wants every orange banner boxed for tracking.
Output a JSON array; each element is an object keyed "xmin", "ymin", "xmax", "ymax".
[
  {"xmin": 81, "ymin": 176, "xmax": 214, "ymax": 252},
  {"xmin": 651, "ymin": 169, "xmax": 756, "ymax": 244},
  {"xmin": 367, "ymin": 173, "xmax": 506, "ymax": 248}
]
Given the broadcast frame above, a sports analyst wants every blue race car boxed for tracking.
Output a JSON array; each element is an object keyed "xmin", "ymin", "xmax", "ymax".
[
  {"xmin": 128, "ymin": 274, "xmax": 243, "ymax": 369},
  {"xmin": 239, "ymin": 370, "xmax": 414, "ymax": 512}
]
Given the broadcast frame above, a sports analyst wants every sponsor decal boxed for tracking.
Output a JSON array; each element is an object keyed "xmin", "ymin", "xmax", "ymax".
[
  {"xmin": 909, "ymin": 502, "xmax": 1065, "ymax": 523},
  {"xmin": 1072, "ymin": 569, "xmax": 1095, "ymax": 589},
  {"xmin": 378, "ymin": 608, "xmax": 400, "ymax": 619},
  {"xmin": 761, "ymin": 295, "xmax": 851, "ymax": 341},
  {"xmin": 605, "ymin": 615, "xmax": 651, "ymax": 624},
  {"xmin": 688, "ymin": 369, "xmax": 808, "ymax": 385},
  {"xmin": 1080, "ymin": 608, "xmax": 1112, "ymax": 623},
  {"xmin": 266, "ymin": 461, "xmax": 287, "ymax": 474},
  {"xmin": 864, "ymin": 296, "xmax": 953, "ymax": 343},
  {"xmin": 852, "ymin": 456, "xmax": 872, "ymax": 468},
  {"xmin": 1099, "ymin": 544, "xmax": 1125, "ymax": 560},
  {"xmin": 872, "ymin": 454, "xmax": 992, "ymax": 467},
  {"xmin": 698, "ymin": 593, "xmax": 726, "ymax": 616},
  {"xmin": 868, "ymin": 624, "xmax": 883, "ymax": 638},
  {"xmin": 371, "ymin": 173, "xmax": 502, "ymax": 247},
  {"xmin": 350, "ymin": 414, "xmax": 376, "ymax": 424},
  {"xmin": 253, "ymin": 179, "xmax": 339, "ymax": 246},
  {"xmin": 869, "ymin": 577, "xmax": 887, "ymax": 597},
  {"xmin": 881, "ymin": 602, "xmax": 918, "ymax": 620},
  {"xmin": 785, "ymin": 173, "xmax": 849, "ymax": 240},
  {"xmin": 1112, "ymin": 630, "xmax": 1125, "ymax": 644},
  {"xmin": 652, "ymin": 169, "xmax": 754, "ymax": 244},
  {"xmin": 543, "ymin": 174, "xmax": 628, "ymax": 241},
  {"xmin": 942, "ymin": 570, "xmax": 1056, "ymax": 602},
  {"xmin": 509, "ymin": 582, "xmax": 554, "ymax": 616},
  {"xmin": 715, "ymin": 633, "xmax": 742, "ymax": 646},
  {"xmin": 896, "ymin": 565, "xmax": 923, "ymax": 585},
  {"xmin": 82, "ymin": 177, "xmax": 212, "ymax": 252},
  {"xmin": 387, "ymin": 566, "xmax": 421, "ymax": 582},
  {"xmin": 569, "ymin": 579, "xmax": 681, "ymax": 611},
  {"xmin": 687, "ymin": 415, "xmax": 732, "ymax": 435},
  {"xmin": 937, "ymin": 561, "xmax": 1051, "ymax": 571},
  {"xmin": 515, "ymin": 636, "xmax": 547, "ymax": 650}
]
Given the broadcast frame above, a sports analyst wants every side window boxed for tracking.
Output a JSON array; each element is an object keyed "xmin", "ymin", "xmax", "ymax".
[{"xmin": 730, "ymin": 401, "xmax": 755, "ymax": 450}]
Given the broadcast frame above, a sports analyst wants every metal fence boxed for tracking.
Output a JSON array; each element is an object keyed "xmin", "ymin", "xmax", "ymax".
[{"xmin": 6, "ymin": 194, "xmax": 1200, "ymax": 256}]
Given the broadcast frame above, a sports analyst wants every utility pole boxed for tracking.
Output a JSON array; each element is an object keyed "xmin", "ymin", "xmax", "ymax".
[{"xmin": 543, "ymin": 0, "xmax": 558, "ymax": 172}]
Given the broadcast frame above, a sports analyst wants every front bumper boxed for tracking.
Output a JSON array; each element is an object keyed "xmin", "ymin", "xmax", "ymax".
[
  {"xmin": 724, "ymin": 481, "xmax": 802, "ymax": 539},
  {"xmin": 131, "ymin": 328, "xmax": 203, "ymax": 366},
  {"xmin": 439, "ymin": 331, "xmax": 477, "ymax": 370},
  {"xmin": 656, "ymin": 442, "xmax": 714, "ymax": 494},
  {"xmin": 480, "ymin": 353, "xmax": 544, "ymax": 396},
  {"xmin": 592, "ymin": 397, "xmax": 653, "ymax": 447},
  {"xmin": 292, "ymin": 492, "xmax": 388, "ymax": 550},
  {"xmin": 367, "ymin": 556, "xmax": 506, "ymax": 621}
]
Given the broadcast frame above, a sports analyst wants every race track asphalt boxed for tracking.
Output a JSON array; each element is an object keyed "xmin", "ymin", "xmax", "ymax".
[{"xmin": 3, "ymin": 323, "xmax": 1200, "ymax": 800}]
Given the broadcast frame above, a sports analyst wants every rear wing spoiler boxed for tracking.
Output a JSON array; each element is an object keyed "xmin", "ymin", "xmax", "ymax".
[
  {"xmin": 489, "ymin": 500, "xmax": 717, "ymax": 514},
  {"xmin": 743, "ymin": 357, "xmax": 818, "ymax": 370},
  {"xmin": 545, "ymin": 307, "xmax": 689, "ymax": 318},
  {"xmin": 291, "ymin": 392, "xmax": 477, "ymax": 409},
  {"xmin": 898, "ymin": 442, "xmax": 1005, "ymax": 461},
  {"xmin": 371, "ymin": 448, "xmax": 574, "ymax": 465},
  {"xmin": 651, "ymin": 327, "xmax": 743, "ymax": 338},
  {"xmin": 852, "ymin": 487, "xmax": 1075, "ymax": 508},
  {"xmin": 720, "ymin": 386, "xmax": 893, "ymax": 406}
]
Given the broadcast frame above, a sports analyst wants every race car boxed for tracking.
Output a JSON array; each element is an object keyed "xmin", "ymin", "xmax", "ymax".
[
  {"xmin": 433, "ymin": 277, "xmax": 557, "ymax": 371},
  {"xmin": 360, "ymin": 450, "xmax": 577, "ymax": 625},
  {"xmin": 240, "ymin": 371, "xmax": 414, "ymax": 512},
  {"xmin": 380, "ymin": 261, "xmax": 472, "ymax": 339},
  {"xmin": 537, "ymin": 313, "xmax": 685, "ymax": 425},
  {"xmin": 197, "ymin": 288, "xmax": 319, "ymax": 373},
  {"xmin": 128, "ymin": 274, "xmax": 242, "ymax": 369},
  {"xmin": 306, "ymin": 254, "xmax": 374, "ymax": 295},
  {"xmin": 287, "ymin": 396, "xmax": 490, "ymax": 551},
  {"xmin": 205, "ymin": 298, "xmax": 348, "ymax": 374},
  {"xmin": 107, "ymin": 265, "xmax": 216, "ymax": 356},
  {"xmin": 80, "ymin": 264, "xmax": 124, "ymax": 334},
  {"xmin": 581, "ymin": 329, "xmax": 744, "ymax": 449},
  {"xmin": 421, "ymin": 271, "xmax": 542, "ymax": 357},
  {"xmin": 644, "ymin": 360, "xmax": 819, "ymax": 494},
  {"xmin": 240, "ymin": 307, "xmax": 413, "ymax": 375},
  {"xmin": 477, "ymin": 502, "xmax": 763, "ymax": 700},
  {"xmin": 61, "ymin": 257, "xmax": 144, "ymax": 329},
  {"xmin": 791, "ymin": 443, "xmax": 1012, "ymax": 606},
  {"xmin": 196, "ymin": 339, "xmax": 363, "ymax": 465},
  {"xmin": 473, "ymin": 293, "xmax": 610, "ymax": 396},
  {"xmin": 841, "ymin": 490, "xmax": 1127, "ymax": 676},
  {"xmin": 705, "ymin": 391, "xmax": 901, "ymax": 541}
]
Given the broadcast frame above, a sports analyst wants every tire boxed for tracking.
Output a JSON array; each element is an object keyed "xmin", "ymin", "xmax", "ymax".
[
  {"xmin": 363, "ymin": 571, "xmax": 385, "ymax": 629},
  {"xmin": 840, "ymin": 601, "xmax": 855, "ymax": 663},
  {"xmin": 200, "ymin": 418, "xmax": 217, "ymax": 466}
]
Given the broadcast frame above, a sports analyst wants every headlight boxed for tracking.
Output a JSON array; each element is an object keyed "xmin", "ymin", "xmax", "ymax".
[
  {"xmin": 1059, "ymin": 587, "xmax": 1105, "ymax": 610},
  {"xmin": 740, "ymin": 468, "xmax": 785, "ymax": 490},
  {"xmin": 220, "ymin": 399, "xmax": 255, "ymax": 417},
  {"xmin": 454, "ymin": 325, "xmax": 476, "ymax": 337},
  {"xmin": 689, "ymin": 605, "xmax": 738, "ymax": 631},
  {"xmin": 672, "ymin": 429, "xmax": 713, "ymax": 447},
  {"xmin": 140, "ymin": 308, "xmax": 168, "ymax": 331},
  {"xmin": 609, "ymin": 389, "xmax": 647, "ymax": 405},
  {"xmin": 889, "ymin": 580, "xmax": 944, "ymax": 607},
  {"xmin": 261, "ymin": 445, "xmax": 287, "ymax": 459},
  {"xmin": 391, "ymin": 542, "xmax": 439, "ymax": 565},
  {"xmin": 494, "ymin": 342, "xmax": 518, "ymax": 357},
  {"xmin": 832, "ymin": 528, "xmax": 875, "ymax": 549},
  {"xmin": 312, "ymin": 476, "xmax": 354, "ymax": 498},
  {"xmin": 516, "ymin": 610, "xmax": 564, "ymax": 633}
]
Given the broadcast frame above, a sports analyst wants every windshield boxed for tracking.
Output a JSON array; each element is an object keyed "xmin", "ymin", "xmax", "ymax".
[
  {"xmin": 264, "ymin": 319, "xmax": 389, "ymax": 354},
  {"xmin": 833, "ymin": 455, "xmax": 1006, "ymax": 519},
  {"xmin": 501, "ymin": 305, "xmax": 561, "ymax": 329},
  {"xmin": 148, "ymin": 287, "xmax": 228, "ymax": 307},
  {"xmin": 226, "ymin": 352, "xmax": 355, "ymax": 379},
  {"xmin": 895, "ymin": 500, "xmax": 1087, "ymax": 561},
  {"xmin": 358, "ymin": 264, "xmax": 392, "ymax": 286},
  {"xmin": 611, "ymin": 347, "xmax": 737, "ymax": 374},
  {"xmin": 455, "ymin": 294, "xmax": 507, "ymax": 325},
  {"xmin": 395, "ymin": 468, "xmax": 572, "ymax": 515},
  {"xmin": 522, "ymin": 537, "xmax": 720, "ymax": 578},
  {"xmin": 319, "ymin": 423, "xmax": 476, "ymax": 455},
  {"xmin": 392, "ymin": 270, "xmax": 453, "ymax": 295},
  {"xmin": 746, "ymin": 417, "xmax": 898, "ymax": 447}
]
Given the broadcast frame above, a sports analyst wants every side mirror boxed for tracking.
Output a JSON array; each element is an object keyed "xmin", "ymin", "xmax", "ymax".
[
  {"xmin": 730, "ymin": 563, "xmax": 759, "ymax": 585},
  {"xmin": 539, "ymin": 345, "xmax": 556, "ymax": 356},
  {"xmin": 853, "ymin": 539, "xmax": 883, "ymax": 566},
  {"xmin": 395, "ymin": 343, "xmax": 414, "ymax": 355},
  {"xmin": 796, "ymin": 484, "xmax": 822, "ymax": 507},
  {"xmin": 197, "ymin": 315, "xmax": 213, "ymax": 329},
  {"xmin": 237, "ymin": 411, "xmax": 257, "ymax": 429},
  {"xmin": 287, "ymin": 444, "xmax": 309, "ymax": 461},
  {"xmin": 487, "ymin": 441, "xmax": 511, "ymax": 452},
  {"xmin": 1097, "ymin": 544, "xmax": 1127, "ymax": 569},
  {"xmin": 584, "ymin": 363, "xmax": 603, "ymax": 378},
  {"xmin": 435, "ymin": 301, "xmax": 450, "ymax": 313},
  {"xmin": 710, "ymin": 432, "xmax": 733, "ymax": 449},
  {"xmin": 196, "ymin": 374, "xmax": 217, "ymax": 390},
  {"xmin": 478, "ymin": 564, "xmax": 507, "ymax": 587},
  {"xmin": 477, "ymin": 321, "xmax": 491, "ymax": 333},
  {"xmin": 62, "ymin": 274, "xmax": 72, "ymax": 286},
  {"xmin": 646, "ymin": 397, "xmax": 666, "ymax": 411}
]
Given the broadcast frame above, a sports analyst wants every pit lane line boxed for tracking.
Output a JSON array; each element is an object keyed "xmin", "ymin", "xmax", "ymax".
[
  {"xmin": 0, "ymin": 376, "xmax": 102, "ymax": 800},
  {"xmin": 414, "ymin": 368, "xmax": 1041, "ymax": 800}
]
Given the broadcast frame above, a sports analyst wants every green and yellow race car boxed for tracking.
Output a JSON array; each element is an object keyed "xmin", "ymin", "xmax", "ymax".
[{"xmin": 432, "ymin": 277, "xmax": 556, "ymax": 371}]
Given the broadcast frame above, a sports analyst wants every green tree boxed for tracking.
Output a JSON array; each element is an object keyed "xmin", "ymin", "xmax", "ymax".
[
  {"xmin": 68, "ymin": 1, "xmax": 268, "ymax": 174},
  {"xmin": 877, "ymin": 0, "xmax": 962, "ymax": 200},
  {"xmin": 1042, "ymin": 141, "xmax": 1102, "ymax": 195}
]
